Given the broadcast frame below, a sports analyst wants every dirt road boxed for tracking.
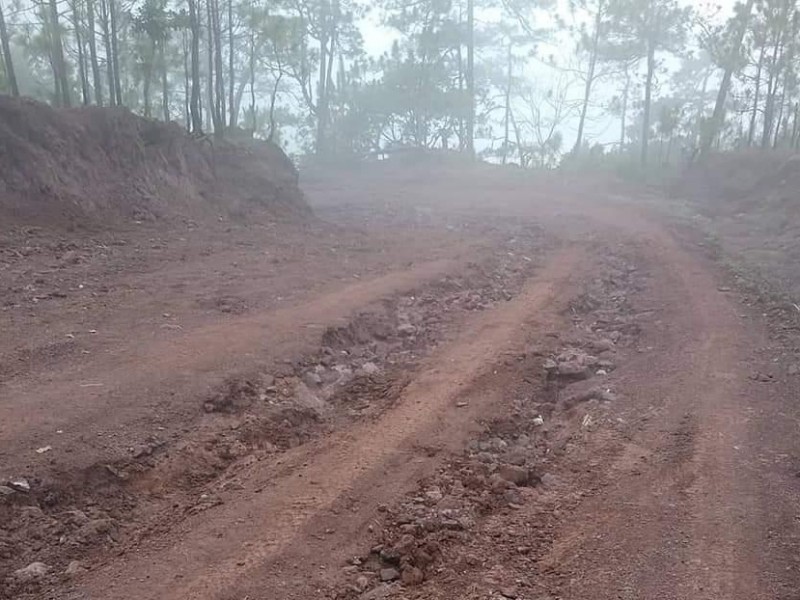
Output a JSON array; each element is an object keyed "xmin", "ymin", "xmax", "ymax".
[{"xmin": 3, "ymin": 166, "xmax": 800, "ymax": 600}]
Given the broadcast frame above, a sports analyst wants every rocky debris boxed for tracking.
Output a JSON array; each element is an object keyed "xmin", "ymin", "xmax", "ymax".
[
  {"xmin": 8, "ymin": 478, "xmax": 31, "ymax": 493},
  {"xmin": 358, "ymin": 583, "xmax": 397, "ymax": 599},
  {"xmin": 496, "ymin": 464, "xmax": 535, "ymax": 487},
  {"xmin": 550, "ymin": 348, "xmax": 598, "ymax": 381},
  {"xmin": 9, "ymin": 561, "xmax": 50, "ymax": 584},
  {"xmin": 379, "ymin": 567, "xmax": 400, "ymax": 582},
  {"xmin": 203, "ymin": 377, "xmax": 261, "ymax": 413},
  {"xmin": 294, "ymin": 382, "xmax": 329, "ymax": 414},
  {"xmin": 401, "ymin": 566, "xmax": 424, "ymax": 586},
  {"xmin": 360, "ymin": 362, "xmax": 381, "ymax": 376},
  {"xmin": 561, "ymin": 386, "xmax": 617, "ymax": 410},
  {"xmin": 303, "ymin": 371, "xmax": 323, "ymax": 387},
  {"xmin": 64, "ymin": 560, "xmax": 86, "ymax": 577},
  {"xmin": 396, "ymin": 323, "xmax": 417, "ymax": 337},
  {"xmin": 341, "ymin": 248, "xmax": 647, "ymax": 599},
  {"xmin": 588, "ymin": 338, "xmax": 616, "ymax": 353}
]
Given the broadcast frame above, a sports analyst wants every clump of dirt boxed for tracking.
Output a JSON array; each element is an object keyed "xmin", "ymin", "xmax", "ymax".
[{"xmin": 0, "ymin": 96, "xmax": 308, "ymax": 228}]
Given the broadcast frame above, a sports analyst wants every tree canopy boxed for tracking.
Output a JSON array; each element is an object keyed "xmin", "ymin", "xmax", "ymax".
[{"xmin": 0, "ymin": 0, "xmax": 797, "ymax": 166}]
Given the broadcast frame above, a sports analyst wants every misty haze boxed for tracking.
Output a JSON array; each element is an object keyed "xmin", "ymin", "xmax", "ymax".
[{"xmin": 0, "ymin": 0, "xmax": 799, "ymax": 599}]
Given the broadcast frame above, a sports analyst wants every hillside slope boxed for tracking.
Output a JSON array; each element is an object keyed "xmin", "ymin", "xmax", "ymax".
[
  {"xmin": 0, "ymin": 96, "xmax": 308, "ymax": 227},
  {"xmin": 675, "ymin": 150, "xmax": 800, "ymax": 298}
]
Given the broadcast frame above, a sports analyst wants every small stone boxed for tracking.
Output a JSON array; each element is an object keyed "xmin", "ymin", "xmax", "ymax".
[
  {"xmin": 64, "ymin": 561, "xmax": 86, "ymax": 577},
  {"xmin": 540, "ymin": 472, "xmax": 558, "ymax": 488},
  {"xmin": 589, "ymin": 338, "xmax": 615, "ymax": 353},
  {"xmin": 343, "ymin": 565, "xmax": 360, "ymax": 575},
  {"xmin": 532, "ymin": 415, "xmax": 544, "ymax": 426},
  {"xmin": 397, "ymin": 324, "xmax": 417, "ymax": 336},
  {"xmin": 500, "ymin": 585, "xmax": 519, "ymax": 598},
  {"xmin": 379, "ymin": 567, "xmax": 400, "ymax": 582},
  {"xmin": 8, "ymin": 478, "xmax": 30, "ymax": 493},
  {"xmin": 303, "ymin": 372, "xmax": 323, "ymax": 387},
  {"xmin": 425, "ymin": 488, "xmax": 444, "ymax": 502},
  {"xmin": 497, "ymin": 464, "xmax": 532, "ymax": 487},
  {"xmin": 12, "ymin": 562, "xmax": 50, "ymax": 583},
  {"xmin": 361, "ymin": 362, "xmax": 380, "ymax": 376},
  {"xmin": 356, "ymin": 575, "xmax": 370, "ymax": 591},
  {"xmin": 488, "ymin": 437, "xmax": 508, "ymax": 451},
  {"xmin": 400, "ymin": 566, "xmax": 424, "ymax": 586},
  {"xmin": 477, "ymin": 451, "xmax": 496, "ymax": 464},
  {"xmin": 557, "ymin": 360, "xmax": 591, "ymax": 380}
]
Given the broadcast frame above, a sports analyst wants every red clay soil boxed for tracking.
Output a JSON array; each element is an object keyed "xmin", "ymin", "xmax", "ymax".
[
  {"xmin": 0, "ymin": 96, "xmax": 306, "ymax": 226},
  {"xmin": 2, "ymin": 158, "xmax": 800, "ymax": 600}
]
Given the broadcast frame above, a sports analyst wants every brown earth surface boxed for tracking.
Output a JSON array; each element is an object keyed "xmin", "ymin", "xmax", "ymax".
[{"xmin": 2, "ymin": 159, "xmax": 800, "ymax": 600}]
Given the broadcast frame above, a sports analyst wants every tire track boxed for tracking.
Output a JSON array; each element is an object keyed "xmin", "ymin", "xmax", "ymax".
[{"xmin": 70, "ymin": 247, "xmax": 585, "ymax": 600}]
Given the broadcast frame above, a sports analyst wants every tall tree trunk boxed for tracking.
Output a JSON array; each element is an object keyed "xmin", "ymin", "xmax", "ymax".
[
  {"xmin": 188, "ymin": 0, "xmax": 202, "ymax": 133},
  {"xmin": 456, "ymin": 19, "xmax": 464, "ymax": 149},
  {"xmin": 109, "ymin": 0, "xmax": 122, "ymax": 104},
  {"xmin": 182, "ymin": 29, "xmax": 190, "ymax": 129},
  {"xmin": 232, "ymin": 75, "xmax": 246, "ymax": 126},
  {"xmin": 0, "ymin": 1, "xmax": 19, "ymax": 96},
  {"xmin": 641, "ymin": 39, "xmax": 655, "ymax": 166},
  {"xmin": 49, "ymin": 0, "xmax": 71, "ymax": 106},
  {"xmin": 210, "ymin": 0, "xmax": 224, "ymax": 134},
  {"xmin": 773, "ymin": 85, "xmax": 786, "ymax": 148},
  {"xmin": 761, "ymin": 22, "xmax": 786, "ymax": 149},
  {"xmin": 465, "ymin": 0, "xmax": 475, "ymax": 158},
  {"xmin": 71, "ymin": 0, "xmax": 90, "ymax": 105},
  {"xmin": 267, "ymin": 72, "xmax": 282, "ymax": 141},
  {"xmin": 214, "ymin": 0, "xmax": 225, "ymax": 132},
  {"xmin": 161, "ymin": 41, "xmax": 169, "ymax": 121},
  {"xmin": 227, "ymin": 0, "xmax": 234, "ymax": 128},
  {"xmin": 792, "ymin": 102, "xmax": 800, "ymax": 148},
  {"xmin": 509, "ymin": 103, "xmax": 524, "ymax": 166},
  {"xmin": 206, "ymin": 0, "xmax": 215, "ymax": 131},
  {"xmin": 573, "ymin": 0, "xmax": 604, "ymax": 156},
  {"xmin": 748, "ymin": 43, "xmax": 765, "ymax": 146},
  {"xmin": 620, "ymin": 65, "xmax": 630, "ymax": 153},
  {"xmin": 100, "ymin": 0, "xmax": 115, "ymax": 105},
  {"xmin": 249, "ymin": 28, "xmax": 255, "ymax": 131},
  {"xmin": 324, "ymin": 0, "xmax": 337, "ymax": 135},
  {"xmin": 143, "ymin": 42, "xmax": 153, "ymax": 117},
  {"xmin": 315, "ymin": 0, "xmax": 329, "ymax": 155},
  {"xmin": 698, "ymin": 0, "xmax": 755, "ymax": 158},
  {"xmin": 85, "ymin": 0, "xmax": 102, "ymax": 104},
  {"xmin": 502, "ymin": 40, "xmax": 512, "ymax": 165}
]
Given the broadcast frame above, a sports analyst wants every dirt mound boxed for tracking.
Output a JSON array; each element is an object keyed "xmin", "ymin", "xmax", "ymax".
[
  {"xmin": 673, "ymin": 150, "xmax": 800, "ymax": 297},
  {"xmin": 0, "ymin": 96, "xmax": 308, "ymax": 227},
  {"xmin": 674, "ymin": 150, "xmax": 800, "ymax": 214}
]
